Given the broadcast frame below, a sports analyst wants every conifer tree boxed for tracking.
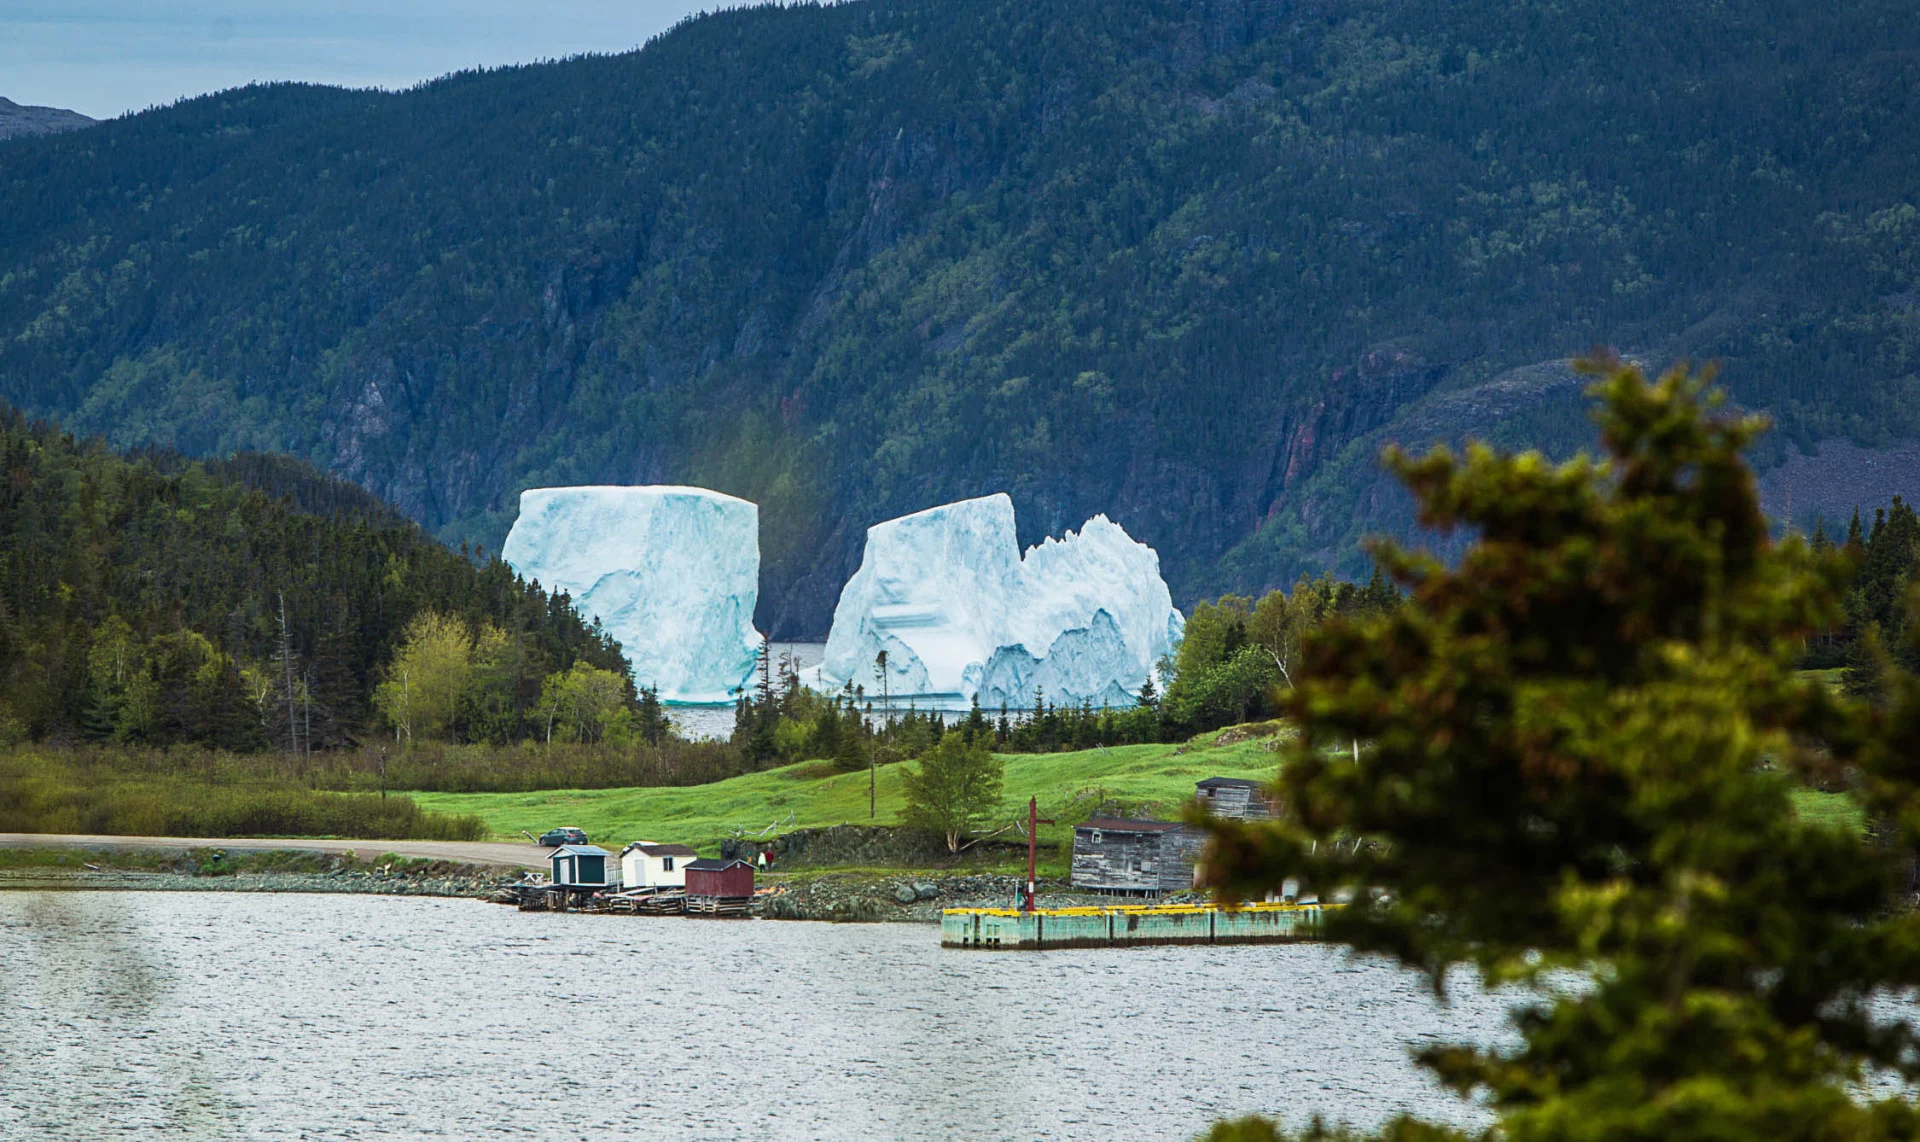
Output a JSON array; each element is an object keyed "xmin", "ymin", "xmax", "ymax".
[{"xmin": 1204, "ymin": 360, "xmax": 1920, "ymax": 1142}]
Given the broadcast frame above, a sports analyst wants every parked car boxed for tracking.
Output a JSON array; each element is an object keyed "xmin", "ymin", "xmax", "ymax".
[{"xmin": 537, "ymin": 827, "xmax": 589, "ymax": 847}]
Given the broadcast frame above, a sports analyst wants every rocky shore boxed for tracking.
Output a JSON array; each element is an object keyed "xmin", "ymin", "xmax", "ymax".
[
  {"xmin": 753, "ymin": 872, "xmax": 1189, "ymax": 922},
  {"xmin": 2, "ymin": 847, "xmax": 1203, "ymax": 923},
  {"xmin": 0, "ymin": 849, "xmax": 502, "ymax": 899}
]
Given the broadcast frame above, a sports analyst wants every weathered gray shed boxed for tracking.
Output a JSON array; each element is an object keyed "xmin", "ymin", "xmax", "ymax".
[
  {"xmin": 1069, "ymin": 818, "xmax": 1205, "ymax": 896},
  {"xmin": 1195, "ymin": 777, "xmax": 1276, "ymax": 820}
]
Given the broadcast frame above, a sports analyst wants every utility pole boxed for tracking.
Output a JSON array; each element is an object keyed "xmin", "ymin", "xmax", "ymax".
[
  {"xmin": 1023, "ymin": 796, "xmax": 1055, "ymax": 912},
  {"xmin": 277, "ymin": 593, "xmax": 298, "ymax": 758},
  {"xmin": 302, "ymin": 666, "xmax": 312, "ymax": 764},
  {"xmin": 872, "ymin": 649, "xmax": 888, "ymax": 819}
]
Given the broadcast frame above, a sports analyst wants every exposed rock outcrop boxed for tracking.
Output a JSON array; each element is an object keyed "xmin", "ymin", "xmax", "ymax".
[{"xmin": 0, "ymin": 97, "xmax": 96, "ymax": 141}]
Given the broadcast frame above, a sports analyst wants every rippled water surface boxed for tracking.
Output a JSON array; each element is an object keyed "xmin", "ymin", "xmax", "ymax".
[{"xmin": 0, "ymin": 892, "xmax": 1515, "ymax": 1140}]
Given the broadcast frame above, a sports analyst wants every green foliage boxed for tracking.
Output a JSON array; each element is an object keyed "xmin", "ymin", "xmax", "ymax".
[
  {"xmin": 337, "ymin": 738, "xmax": 749, "ymax": 795},
  {"xmin": 0, "ymin": 406, "xmax": 629, "ymax": 748},
  {"xmin": 1163, "ymin": 574, "xmax": 1398, "ymax": 735},
  {"xmin": 1838, "ymin": 496, "xmax": 1920, "ymax": 694},
  {"xmin": 531, "ymin": 660, "xmax": 636, "ymax": 745},
  {"xmin": 900, "ymin": 733, "xmax": 1006, "ymax": 853},
  {"xmin": 0, "ymin": 746, "xmax": 486, "ymax": 840},
  {"xmin": 3, "ymin": 1, "xmax": 1915, "ymax": 627},
  {"xmin": 1203, "ymin": 360, "xmax": 1920, "ymax": 1140}
]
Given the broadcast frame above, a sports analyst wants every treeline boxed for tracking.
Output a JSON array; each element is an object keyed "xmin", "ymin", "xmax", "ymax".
[
  {"xmin": 0, "ymin": 406, "xmax": 632, "ymax": 750},
  {"xmin": 1807, "ymin": 499, "xmax": 1920, "ymax": 691},
  {"xmin": 728, "ymin": 568, "xmax": 1401, "ymax": 760}
]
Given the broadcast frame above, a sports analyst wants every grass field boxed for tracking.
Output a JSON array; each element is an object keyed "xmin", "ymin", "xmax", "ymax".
[
  {"xmin": 411, "ymin": 732, "xmax": 1284, "ymax": 859},
  {"xmin": 411, "ymin": 719, "xmax": 1871, "ymax": 874}
]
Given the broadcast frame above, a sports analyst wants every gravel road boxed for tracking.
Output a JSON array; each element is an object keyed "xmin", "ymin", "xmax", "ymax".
[{"xmin": 0, "ymin": 833, "xmax": 549, "ymax": 869}]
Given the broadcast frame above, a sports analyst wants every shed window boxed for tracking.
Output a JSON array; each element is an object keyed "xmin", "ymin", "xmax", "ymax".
[
  {"xmin": 662, "ymin": 856, "xmax": 674, "ymax": 872},
  {"xmin": 1090, "ymin": 830, "xmax": 1102, "ymax": 845}
]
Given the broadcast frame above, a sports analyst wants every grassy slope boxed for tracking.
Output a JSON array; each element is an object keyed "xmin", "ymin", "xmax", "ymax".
[
  {"xmin": 412, "ymin": 736, "xmax": 1282, "ymax": 856},
  {"xmin": 411, "ymin": 729, "xmax": 1866, "ymax": 864}
]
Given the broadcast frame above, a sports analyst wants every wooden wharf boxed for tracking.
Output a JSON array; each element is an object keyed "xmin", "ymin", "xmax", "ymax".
[
  {"xmin": 503, "ymin": 881, "xmax": 750, "ymax": 917},
  {"xmin": 941, "ymin": 901, "xmax": 1333, "ymax": 950}
]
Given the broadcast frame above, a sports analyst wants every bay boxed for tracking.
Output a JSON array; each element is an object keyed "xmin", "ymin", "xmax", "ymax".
[{"xmin": 0, "ymin": 892, "xmax": 1515, "ymax": 1140}]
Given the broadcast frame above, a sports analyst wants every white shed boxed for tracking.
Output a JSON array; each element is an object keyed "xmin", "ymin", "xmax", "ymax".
[{"xmin": 620, "ymin": 842, "xmax": 699, "ymax": 889}]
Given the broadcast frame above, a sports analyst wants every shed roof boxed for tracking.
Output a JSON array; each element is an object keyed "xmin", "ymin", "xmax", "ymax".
[
  {"xmin": 552, "ymin": 844, "xmax": 612, "ymax": 857},
  {"xmin": 685, "ymin": 858, "xmax": 750, "ymax": 871},
  {"xmin": 627, "ymin": 843, "xmax": 699, "ymax": 857},
  {"xmin": 1077, "ymin": 817, "xmax": 1187, "ymax": 834},
  {"xmin": 1197, "ymin": 777, "xmax": 1264, "ymax": 790}
]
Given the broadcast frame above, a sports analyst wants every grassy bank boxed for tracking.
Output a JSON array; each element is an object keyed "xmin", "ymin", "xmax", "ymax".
[
  {"xmin": 0, "ymin": 747, "xmax": 487, "ymax": 840},
  {"xmin": 0, "ymin": 730, "xmax": 1863, "ymax": 856},
  {"xmin": 412, "ymin": 730, "xmax": 1867, "ymax": 865},
  {"xmin": 412, "ymin": 732, "xmax": 1285, "ymax": 854}
]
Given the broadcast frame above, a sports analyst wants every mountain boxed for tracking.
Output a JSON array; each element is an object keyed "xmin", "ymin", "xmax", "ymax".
[
  {"xmin": 0, "ymin": 97, "xmax": 96, "ymax": 141},
  {"xmin": 0, "ymin": 0, "xmax": 1915, "ymax": 635}
]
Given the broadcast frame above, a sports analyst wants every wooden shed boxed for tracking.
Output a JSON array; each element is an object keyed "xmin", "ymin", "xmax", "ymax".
[
  {"xmin": 1070, "ymin": 818, "xmax": 1205, "ymax": 897},
  {"xmin": 684, "ymin": 857, "xmax": 754, "ymax": 916},
  {"xmin": 620, "ymin": 842, "xmax": 699, "ymax": 890},
  {"xmin": 549, "ymin": 844, "xmax": 615, "ymax": 889},
  {"xmin": 1195, "ymin": 777, "xmax": 1276, "ymax": 820}
]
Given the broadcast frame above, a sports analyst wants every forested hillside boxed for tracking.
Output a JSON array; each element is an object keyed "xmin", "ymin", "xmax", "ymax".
[
  {"xmin": 0, "ymin": 407, "xmax": 630, "ymax": 748},
  {"xmin": 1, "ymin": 0, "xmax": 1916, "ymax": 633}
]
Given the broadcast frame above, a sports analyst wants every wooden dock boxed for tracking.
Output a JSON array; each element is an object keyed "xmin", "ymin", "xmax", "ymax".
[
  {"xmin": 941, "ymin": 901, "xmax": 1333, "ymax": 950},
  {"xmin": 501, "ymin": 882, "xmax": 749, "ymax": 918}
]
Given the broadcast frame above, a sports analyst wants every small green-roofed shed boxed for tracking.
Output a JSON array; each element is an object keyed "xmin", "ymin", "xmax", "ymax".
[{"xmin": 549, "ymin": 844, "xmax": 614, "ymax": 888}]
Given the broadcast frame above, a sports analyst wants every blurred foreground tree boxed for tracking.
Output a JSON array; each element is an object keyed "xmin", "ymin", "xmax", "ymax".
[{"xmin": 1202, "ymin": 359, "xmax": 1920, "ymax": 1141}]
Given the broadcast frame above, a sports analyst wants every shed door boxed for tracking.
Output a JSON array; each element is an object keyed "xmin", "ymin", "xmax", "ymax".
[{"xmin": 581, "ymin": 855, "xmax": 604, "ymax": 884}]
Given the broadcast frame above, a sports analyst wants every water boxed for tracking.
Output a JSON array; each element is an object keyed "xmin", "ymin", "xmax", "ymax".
[
  {"xmin": 668, "ymin": 641, "xmax": 824, "ymax": 740},
  {"xmin": 0, "ymin": 892, "xmax": 1516, "ymax": 1141}
]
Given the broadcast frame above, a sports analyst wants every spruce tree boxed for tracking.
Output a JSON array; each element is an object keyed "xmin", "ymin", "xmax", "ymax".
[{"xmin": 1204, "ymin": 360, "xmax": 1920, "ymax": 1142}]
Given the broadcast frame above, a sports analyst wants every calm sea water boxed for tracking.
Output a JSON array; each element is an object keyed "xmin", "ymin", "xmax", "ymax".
[{"xmin": 0, "ymin": 892, "xmax": 1516, "ymax": 1141}]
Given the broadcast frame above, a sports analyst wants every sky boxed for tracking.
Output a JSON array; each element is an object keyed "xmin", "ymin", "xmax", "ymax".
[{"xmin": 2, "ymin": 1, "xmax": 737, "ymax": 120}]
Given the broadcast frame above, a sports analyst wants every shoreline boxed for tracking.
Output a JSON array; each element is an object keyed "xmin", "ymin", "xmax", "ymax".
[{"xmin": 0, "ymin": 849, "xmax": 1145, "ymax": 922}]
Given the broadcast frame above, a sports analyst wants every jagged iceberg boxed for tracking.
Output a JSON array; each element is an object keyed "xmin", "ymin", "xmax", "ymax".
[
  {"xmin": 501, "ymin": 486, "xmax": 760, "ymax": 704},
  {"xmin": 817, "ymin": 493, "xmax": 1183, "ymax": 710}
]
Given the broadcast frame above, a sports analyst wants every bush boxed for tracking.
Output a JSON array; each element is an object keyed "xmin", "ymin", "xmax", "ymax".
[{"xmin": 0, "ymin": 746, "xmax": 485, "ymax": 840}]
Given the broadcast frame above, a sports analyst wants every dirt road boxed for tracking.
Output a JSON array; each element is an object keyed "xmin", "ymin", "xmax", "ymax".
[{"xmin": 0, "ymin": 833, "xmax": 550, "ymax": 869}]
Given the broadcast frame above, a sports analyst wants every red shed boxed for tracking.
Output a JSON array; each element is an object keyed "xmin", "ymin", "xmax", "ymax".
[{"xmin": 684, "ymin": 857, "xmax": 754, "ymax": 900}]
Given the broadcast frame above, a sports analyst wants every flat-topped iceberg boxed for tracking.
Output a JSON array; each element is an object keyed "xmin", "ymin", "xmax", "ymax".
[
  {"xmin": 501, "ymin": 486, "xmax": 760, "ymax": 704},
  {"xmin": 818, "ymin": 493, "xmax": 1183, "ymax": 710}
]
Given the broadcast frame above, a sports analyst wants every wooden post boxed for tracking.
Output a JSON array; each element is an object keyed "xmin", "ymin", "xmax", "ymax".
[
  {"xmin": 277, "ymin": 593, "xmax": 298, "ymax": 757},
  {"xmin": 1024, "ymin": 796, "xmax": 1054, "ymax": 912},
  {"xmin": 872, "ymin": 648, "xmax": 888, "ymax": 820}
]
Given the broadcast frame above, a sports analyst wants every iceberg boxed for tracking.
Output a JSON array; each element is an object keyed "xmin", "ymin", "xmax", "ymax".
[
  {"xmin": 501, "ymin": 486, "xmax": 761, "ymax": 704},
  {"xmin": 818, "ymin": 493, "xmax": 1184, "ymax": 710}
]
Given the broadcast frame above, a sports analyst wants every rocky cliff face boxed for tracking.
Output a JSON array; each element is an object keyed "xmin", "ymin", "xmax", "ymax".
[{"xmin": 0, "ymin": 98, "xmax": 95, "ymax": 141}]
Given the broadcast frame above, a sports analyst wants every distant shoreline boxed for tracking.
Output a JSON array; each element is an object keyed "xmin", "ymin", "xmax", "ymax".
[{"xmin": 0, "ymin": 848, "xmax": 1140, "ymax": 923}]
